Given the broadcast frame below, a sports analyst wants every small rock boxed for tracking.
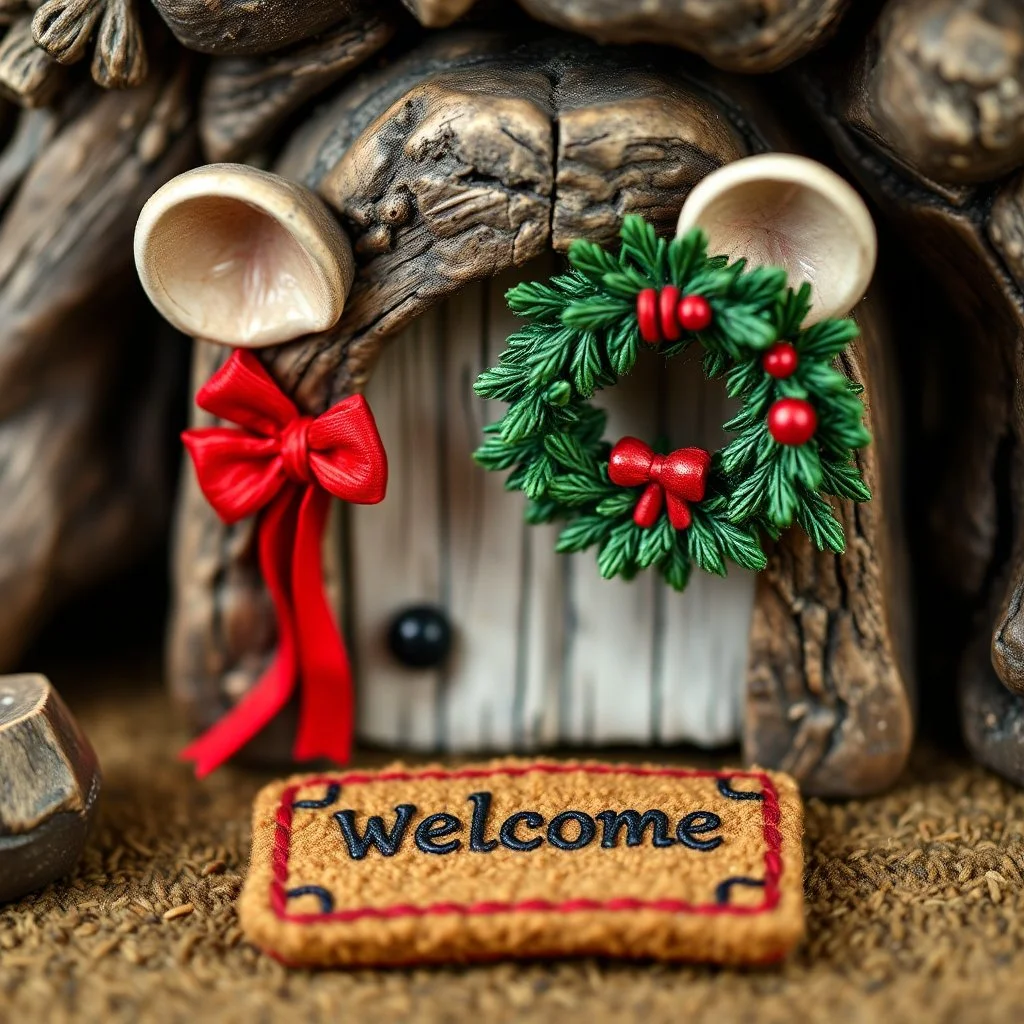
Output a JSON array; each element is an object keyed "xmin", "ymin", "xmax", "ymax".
[{"xmin": 0, "ymin": 674, "xmax": 101, "ymax": 904}]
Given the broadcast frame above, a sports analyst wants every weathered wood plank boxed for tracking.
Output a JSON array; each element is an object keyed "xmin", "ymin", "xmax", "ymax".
[
  {"xmin": 351, "ymin": 262, "xmax": 752, "ymax": 751},
  {"xmin": 657, "ymin": 353, "xmax": 755, "ymax": 746},
  {"xmin": 560, "ymin": 351, "xmax": 660, "ymax": 745},
  {"xmin": 437, "ymin": 273, "xmax": 527, "ymax": 750},
  {"xmin": 485, "ymin": 268, "xmax": 564, "ymax": 749},
  {"xmin": 350, "ymin": 310, "xmax": 445, "ymax": 750}
]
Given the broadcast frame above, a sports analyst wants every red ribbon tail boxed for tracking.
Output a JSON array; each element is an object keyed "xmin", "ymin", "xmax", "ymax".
[
  {"xmin": 666, "ymin": 493, "xmax": 693, "ymax": 530},
  {"xmin": 291, "ymin": 487, "xmax": 354, "ymax": 764},
  {"xmin": 178, "ymin": 650, "xmax": 294, "ymax": 778},
  {"xmin": 179, "ymin": 490, "xmax": 301, "ymax": 778},
  {"xmin": 633, "ymin": 483, "xmax": 664, "ymax": 528}
]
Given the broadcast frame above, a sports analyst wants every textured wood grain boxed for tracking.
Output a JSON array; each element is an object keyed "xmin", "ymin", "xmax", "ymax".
[
  {"xmin": 169, "ymin": 35, "xmax": 911, "ymax": 793},
  {"xmin": 745, "ymin": 292, "xmax": 913, "ymax": 796},
  {"xmin": 269, "ymin": 35, "xmax": 752, "ymax": 410},
  {"xmin": 515, "ymin": 0, "xmax": 851, "ymax": 73},
  {"xmin": 0, "ymin": 674, "xmax": 100, "ymax": 903},
  {"xmin": 199, "ymin": 11, "xmax": 395, "ymax": 163},
  {"xmin": 799, "ymin": 27, "xmax": 1024, "ymax": 786},
  {"xmin": 1, "ymin": 0, "xmax": 148, "ymax": 97},
  {"xmin": 0, "ymin": 16, "xmax": 64, "ymax": 107},
  {"xmin": 0, "ymin": 63, "xmax": 194, "ymax": 668},
  {"xmin": 0, "ymin": 106, "xmax": 58, "ymax": 205},
  {"xmin": 90, "ymin": 0, "xmax": 147, "ymax": 89},
  {"xmin": 31, "ymin": 0, "xmax": 104, "ymax": 66},
  {"xmin": 552, "ymin": 67, "xmax": 746, "ymax": 250},
  {"xmin": 865, "ymin": 0, "xmax": 1024, "ymax": 185},
  {"xmin": 806, "ymin": 42, "xmax": 1016, "ymax": 600},
  {"xmin": 150, "ymin": 0, "xmax": 368, "ymax": 57}
]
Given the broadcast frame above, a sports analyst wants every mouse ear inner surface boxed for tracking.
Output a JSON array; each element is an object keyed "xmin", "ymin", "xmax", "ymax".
[
  {"xmin": 134, "ymin": 164, "xmax": 354, "ymax": 348},
  {"xmin": 676, "ymin": 154, "xmax": 877, "ymax": 326}
]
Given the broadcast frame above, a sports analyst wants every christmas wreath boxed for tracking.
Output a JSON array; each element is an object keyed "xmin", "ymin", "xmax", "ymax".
[{"xmin": 473, "ymin": 216, "xmax": 872, "ymax": 591}]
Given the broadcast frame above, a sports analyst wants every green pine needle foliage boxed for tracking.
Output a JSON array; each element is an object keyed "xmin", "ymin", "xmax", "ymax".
[{"xmin": 473, "ymin": 216, "xmax": 871, "ymax": 591}]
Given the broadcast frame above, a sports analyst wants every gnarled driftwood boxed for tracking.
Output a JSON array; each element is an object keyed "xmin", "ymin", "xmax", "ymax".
[
  {"xmin": 199, "ymin": 10, "xmax": 396, "ymax": 163},
  {"xmin": 168, "ymin": 33, "xmax": 912, "ymax": 795},
  {"xmin": 514, "ymin": 0, "xmax": 852, "ymax": 73},
  {"xmin": 867, "ymin": 0, "xmax": 1024, "ymax": 185},
  {"xmin": 0, "ymin": 60, "xmax": 195, "ymax": 667},
  {"xmin": 797, "ymin": 0, "xmax": 1024, "ymax": 785},
  {"xmin": 151, "ymin": 0, "xmax": 370, "ymax": 57}
]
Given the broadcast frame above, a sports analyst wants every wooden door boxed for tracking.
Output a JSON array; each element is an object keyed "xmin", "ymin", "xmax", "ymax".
[{"xmin": 347, "ymin": 261, "xmax": 756, "ymax": 753}]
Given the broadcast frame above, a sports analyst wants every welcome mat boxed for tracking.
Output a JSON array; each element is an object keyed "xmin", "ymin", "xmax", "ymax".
[{"xmin": 239, "ymin": 759, "xmax": 805, "ymax": 967}]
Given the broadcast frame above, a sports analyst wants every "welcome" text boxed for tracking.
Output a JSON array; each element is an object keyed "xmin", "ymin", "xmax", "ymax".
[{"xmin": 332, "ymin": 791, "xmax": 723, "ymax": 859}]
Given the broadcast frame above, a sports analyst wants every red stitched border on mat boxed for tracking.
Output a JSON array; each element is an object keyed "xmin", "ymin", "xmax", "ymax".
[{"xmin": 270, "ymin": 764, "xmax": 784, "ymax": 923}]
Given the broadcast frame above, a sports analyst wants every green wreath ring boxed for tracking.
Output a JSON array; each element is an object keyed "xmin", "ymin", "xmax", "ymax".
[{"xmin": 472, "ymin": 214, "xmax": 872, "ymax": 592}]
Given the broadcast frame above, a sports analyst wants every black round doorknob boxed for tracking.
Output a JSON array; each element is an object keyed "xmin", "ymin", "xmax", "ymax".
[{"xmin": 387, "ymin": 605, "xmax": 453, "ymax": 669}]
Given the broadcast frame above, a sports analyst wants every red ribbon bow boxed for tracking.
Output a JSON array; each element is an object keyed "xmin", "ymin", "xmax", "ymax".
[
  {"xmin": 608, "ymin": 437, "xmax": 710, "ymax": 530},
  {"xmin": 180, "ymin": 350, "xmax": 387, "ymax": 777}
]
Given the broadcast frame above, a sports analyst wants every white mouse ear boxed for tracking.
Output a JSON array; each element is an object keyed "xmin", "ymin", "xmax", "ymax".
[
  {"xmin": 134, "ymin": 164, "xmax": 354, "ymax": 348},
  {"xmin": 676, "ymin": 154, "xmax": 876, "ymax": 325}
]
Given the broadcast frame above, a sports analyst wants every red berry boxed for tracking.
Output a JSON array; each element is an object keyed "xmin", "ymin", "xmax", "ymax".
[
  {"xmin": 658, "ymin": 285, "xmax": 681, "ymax": 341},
  {"xmin": 636, "ymin": 288, "xmax": 661, "ymax": 343},
  {"xmin": 677, "ymin": 294, "xmax": 712, "ymax": 332},
  {"xmin": 763, "ymin": 341, "xmax": 799, "ymax": 379},
  {"xmin": 768, "ymin": 398, "xmax": 817, "ymax": 446}
]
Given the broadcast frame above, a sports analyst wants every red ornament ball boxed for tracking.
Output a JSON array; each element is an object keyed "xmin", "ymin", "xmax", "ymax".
[
  {"xmin": 768, "ymin": 398, "xmax": 817, "ymax": 446},
  {"xmin": 762, "ymin": 341, "xmax": 799, "ymax": 379},
  {"xmin": 677, "ymin": 294, "xmax": 712, "ymax": 332}
]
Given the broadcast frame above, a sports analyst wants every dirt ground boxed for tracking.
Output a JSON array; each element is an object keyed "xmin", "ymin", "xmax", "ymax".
[{"xmin": 2, "ymin": 655, "xmax": 1024, "ymax": 1023}]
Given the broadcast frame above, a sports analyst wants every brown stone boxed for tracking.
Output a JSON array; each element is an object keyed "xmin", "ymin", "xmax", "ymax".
[{"xmin": 0, "ymin": 674, "xmax": 101, "ymax": 903}]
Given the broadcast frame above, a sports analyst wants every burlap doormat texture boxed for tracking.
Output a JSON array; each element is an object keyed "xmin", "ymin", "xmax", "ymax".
[
  {"xmin": 242, "ymin": 763, "xmax": 803, "ymax": 967},
  {"xmin": 2, "ymin": 664, "xmax": 1024, "ymax": 1022}
]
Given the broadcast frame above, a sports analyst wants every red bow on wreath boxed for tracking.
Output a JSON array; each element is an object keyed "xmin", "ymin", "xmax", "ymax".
[
  {"xmin": 608, "ymin": 437, "xmax": 710, "ymax": 530},
  {"xmin": 180, "ymin": 350, "xmax": 387, "ymax": 777}
]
